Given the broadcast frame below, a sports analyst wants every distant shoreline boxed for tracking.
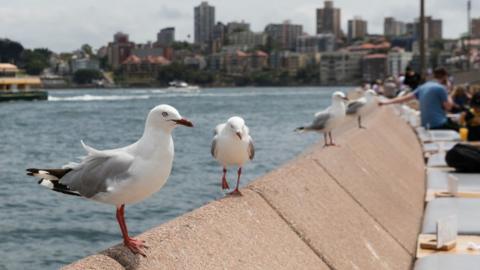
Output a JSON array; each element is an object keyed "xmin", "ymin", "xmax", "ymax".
[{"xmin": 44, "ymin": 83, "xmax": 359, "ymax": 90}]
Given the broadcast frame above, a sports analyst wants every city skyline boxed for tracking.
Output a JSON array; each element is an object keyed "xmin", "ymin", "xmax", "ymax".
[{"xmin": 0, "ymin": 0, "xmax": 476, "ymax": 52}]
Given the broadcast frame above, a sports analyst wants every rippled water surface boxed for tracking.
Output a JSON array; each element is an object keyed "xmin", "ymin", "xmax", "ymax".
[{"xmin": 0, "ymin": 87, "xmax": 342, "ymax": 269}]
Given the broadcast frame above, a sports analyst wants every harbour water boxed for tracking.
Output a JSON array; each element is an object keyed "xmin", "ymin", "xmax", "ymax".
[{"xmin": 0, "ymin": 87, "xmax": 342, "ymax": 269}]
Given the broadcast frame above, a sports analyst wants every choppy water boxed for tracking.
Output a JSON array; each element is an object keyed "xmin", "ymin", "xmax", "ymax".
[{"xmin": 0, "ymin": 87, "xmax": 342, "ymax": 269}]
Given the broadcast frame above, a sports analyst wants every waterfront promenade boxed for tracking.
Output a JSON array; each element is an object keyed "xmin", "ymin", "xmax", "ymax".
[{"xmin": 64, "ymin": 104, "xmax": 426, "ymax": 269}]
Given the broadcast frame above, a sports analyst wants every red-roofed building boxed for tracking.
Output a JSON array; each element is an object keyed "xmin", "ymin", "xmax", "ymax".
[
  {"xmin": 209, "ymin": 50, "xmax": 269, "ymax": 75},
  {"xmin": 121, "ymin": 55, "xmax": 171, "ymax": 85},
  {"xmin": 247, "ymin": 50, "xmax": 269, "ymax": 71},
  {"xmin": 348, "ymin": 41, "xmax": 391, "ymax": 52}
]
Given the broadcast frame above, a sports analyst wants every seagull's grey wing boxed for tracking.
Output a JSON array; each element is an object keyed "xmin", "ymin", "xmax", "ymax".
[
  {"xmin": 309, "ymin": 112, "xmax": 331, "ymax": 130},
  {"xmin": 211, "ymin": 136, "xmax": 218, "ymax": 158},
  {"xmin": 211, "ymin": 124, "xmax": 225, "ymax": 158},
  {"xmin": 346, "ymin": 100, "xmax": 366, "ymax": 115},
  {"xmin": 60, "ymin": 151, "xmax": 134, "ymax": 198},
  {"xmin": 248, "ymin": 139, "xmax": 255, "ymax": 160}
]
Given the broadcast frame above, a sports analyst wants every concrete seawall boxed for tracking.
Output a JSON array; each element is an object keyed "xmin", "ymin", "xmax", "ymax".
[{"xmin": 63, "ymin": 106, "xmax": 425, "ymax": 270}]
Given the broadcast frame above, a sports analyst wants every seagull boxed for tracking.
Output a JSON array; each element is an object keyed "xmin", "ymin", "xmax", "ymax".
[
  {"xmin": 211, "ymin": 116, "xmax": 254, "ymax": 196},
  {"xmin": 295, "ymin": 91, "xmax": 348, "ymax": 147},
  {"xmin": 26, "ymin": 104, "xmax": 193, "ymax": 257},
  {"xmin": 346, "ymin": 89, "xmax": 377, "ymax": 129}
]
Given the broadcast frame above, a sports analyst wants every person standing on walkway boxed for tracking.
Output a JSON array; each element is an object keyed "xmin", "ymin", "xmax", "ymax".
[
  {"xmin": 403, "ymin": 66, "xmax": 422, "ymax": 91},
  {"xmin": 379, "ymin": 67, "xmax": 457, "ymax": 130}
]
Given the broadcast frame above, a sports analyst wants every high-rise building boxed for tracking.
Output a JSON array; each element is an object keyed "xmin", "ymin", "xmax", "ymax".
[
  {"xmin": 348, "ymin": 17, "xmax": 367, "ymax": 40},
  {"xmin": 413, "ymin": 16, "xmax": 442, "ymax": 41},
  {"xmin": 406, "ymin": 23, "xmax": 415, "ymax": 36},
  {"xmin": 296, "ymin": 34, "xmax": 335, "ymax": 53},
  {"xmin": 265, "ymin": 21, "xmax": 303, "ymax": 50},
  {"xmin": 226, "ymin": 21, "xmax": 250, "ymax": 34},
  {"xmin": 194, "ymin": 2, "xmax": 215, "ymax": 45},
  {"xmin": 316, "ymin": 1, "xmax": 342, "ymax": 39},
  {"xmin": 387, "ymin": 48, "xmax": 413, "ymax": 77},
  {"xmin": 107, "ymin": 32, "xmax": 135, "ymax": 70},
  {"xmin": 213, "ymin": 22, "xmax": 226, "ymax": 41},
  {"xmin": 384, "ymin": 17, "xmax": 407, "ymax": 37},
  {"xmin": 428, "ymin": 18, "xmax": 442, "ymax": 40},
  {"xmin": 156, "ymin": 27, "xmax": 175, "ymax": 47},
  {"xmin": 472, "ymin": 18, "xmax": 480, "ymax": 38},
  {"xmin": 228, "ymin": 31, "xmax": 267, "ymax": 49},
  {"xmin": 319, "ymin": 51, "xmax": 366, "ymax": 85}
]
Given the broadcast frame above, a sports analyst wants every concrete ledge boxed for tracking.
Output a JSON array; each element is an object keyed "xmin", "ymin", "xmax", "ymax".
[
  {"xmin": 63, "ymin": 106, "xmax": 425, "ymax": 269},
  {"xmin": 249, "ymin": 156, "xmax": 412, "ymax": 269},
  {"xmin": 313, "ymin": 109, "xmax": 425, "ymax": 254},
  {"xmin": 92, "ymin": 189, "xmax": 328, "ymax": 270},
  {"xmin": 62, "ymin": 254, "xmax": 124, "ymax": 270}
]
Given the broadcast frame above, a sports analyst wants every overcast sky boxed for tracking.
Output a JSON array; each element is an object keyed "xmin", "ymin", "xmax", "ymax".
[{"xmin": 0, "ymin": 0, "xmax": 476, "ymax": 52}]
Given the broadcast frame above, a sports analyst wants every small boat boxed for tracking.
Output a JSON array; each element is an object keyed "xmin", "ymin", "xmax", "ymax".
[
  {"xmin": 168, "ymin": 80, "xmax": 200, "ymax": 91},
  {"xmin": 0, "ymin": 63, "xmax": 48, "ymax": 102}
]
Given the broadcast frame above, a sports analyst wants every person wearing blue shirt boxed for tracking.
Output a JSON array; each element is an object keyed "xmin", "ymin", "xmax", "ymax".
[{"xmin": 380, "ymin": 67, "xmax": 457, "ymax": 130}]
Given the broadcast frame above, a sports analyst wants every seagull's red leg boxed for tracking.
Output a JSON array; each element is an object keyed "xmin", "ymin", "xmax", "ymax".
[
  {"xmin": 221, "ymin": 167, "xmax": 230, "ymax": 190},
  {"xmin": 329, "ymin": 132, "xmax": 338, "ymax": 146},
  {"xmin": 323, "ymin": 133, "xmax": 329, "ymax": 147},
  {"xmin": 229, "ymin": 167, "xmax": 242, "ymax": 196},
  {"xmin": 358, "ymin": 116, "xmax": 365, "ymax": 129},
  {"xmin": 116, "ymin": 204, "xmax": 147, "ymax": 257}
]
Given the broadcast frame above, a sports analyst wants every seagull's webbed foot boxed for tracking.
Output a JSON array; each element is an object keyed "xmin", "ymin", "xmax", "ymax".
[
  {"xmin": 221, "ymin": 177, "xmax": 230, "ymax": 190},
  {"xmin": 228, "ymin": 189, "xmax": 242, "ymax": 196},
  {"xmin": 359, "ymin": 125, "xmax": 366, "ymax": 129},
  {"xmin": 124, "ymin": 237, "xmax": 148, "ymax": 257}
]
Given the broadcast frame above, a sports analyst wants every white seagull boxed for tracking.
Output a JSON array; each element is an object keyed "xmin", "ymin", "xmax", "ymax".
[
  {"xmin": 26, "ymin": 104, "xmax": 193, "ymax": 257},
  {"xmin": 346, "ymin": 89, "xmax": 378, "ymax": 129},
  {"xmin": 211, "ymin": 116, "xmax": 254, "ymax": 195},
  {"xmin": 295, "ymin": 91, "xmax": 348, "ymax": 147}
]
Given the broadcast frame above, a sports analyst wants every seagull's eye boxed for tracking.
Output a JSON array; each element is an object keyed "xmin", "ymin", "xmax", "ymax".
[
  {"xmin": 230, "ymin": 124, "xmax": 234, "ymax": 129},
  {"xmin": 162, "ymin": 112, "xmax": 168, "ymax": 117}
]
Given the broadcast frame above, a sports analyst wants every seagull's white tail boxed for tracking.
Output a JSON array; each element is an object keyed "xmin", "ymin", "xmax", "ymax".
[{"xmin": 26, "ymin": 168, "xmax": 80, "ymax": 196}]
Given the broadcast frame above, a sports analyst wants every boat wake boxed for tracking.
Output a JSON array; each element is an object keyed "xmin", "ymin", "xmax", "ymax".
[{"xmin": 48, "ymin": 94, "xmax": 151, "ymax": 102}]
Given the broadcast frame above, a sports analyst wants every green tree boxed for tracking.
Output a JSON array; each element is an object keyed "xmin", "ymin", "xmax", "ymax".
[
  {"xmin": 81, "ymin": 44, "xmax": 93, "ymax": 56},
  {"xmin": 296, "ymin": 63, "xmax": 320, "ymax": 84},
  {"xmin": 0, "ymin": 39, "xmax": 24, "ymax": 63},
  {"xmin": 171, "ymin": 41, "xmax": 193, "ymax": 51},
  {"xmin": 252, "ymin": 71, "xmax": 275, "ymax": 86},
  {"xmin": 73, "ymin": 69, "xmax": 103, "ymax": 84},
  {"xmin": 21, "ymin": 48, "xmax": 52, "ymax": 75}
]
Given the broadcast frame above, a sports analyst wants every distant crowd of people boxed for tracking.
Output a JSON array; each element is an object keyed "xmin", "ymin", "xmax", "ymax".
[
  {"xmin": 362, "ymin": 67, "xmax": 480, "ymax": 141},
  {"xmin": 372, "ymin": 66, "xmax": 480, "ymax": 141}
]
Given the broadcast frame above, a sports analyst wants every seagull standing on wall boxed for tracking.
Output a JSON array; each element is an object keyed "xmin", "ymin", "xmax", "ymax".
[
  {"xmin": 295, "ymin": 91, "xmax": 348, "ymax": 147},
  {"xmin": 211, "ymin": 116, "xmax": 254, "ymax": 195},
  {"xmin": 26, "ymin": 104, "xmax": 193, "ymax": 257},
  {"xmin": 346, "ymin": 89, "xmax": 378, "ymax": 129}
]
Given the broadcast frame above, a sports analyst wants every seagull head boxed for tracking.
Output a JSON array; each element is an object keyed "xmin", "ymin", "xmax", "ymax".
[
  {"xmin": 226, "ymin": 116, "xmax": 246, "ymax": 140},
  {"xmin": 147, "ymin": 104, "xmax": 193, "ymax": 132},
  {"xmin": 332, "ymin": 91, "xmax": 349, "ymax": 102}
]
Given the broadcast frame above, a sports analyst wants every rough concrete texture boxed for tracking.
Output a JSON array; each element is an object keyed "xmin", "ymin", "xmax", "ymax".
[
  {"xmin": 99, "ymin": 189, "xmax": 328, "ymax": 270},
  {"xmin": 312, "ymin": 108, "xmax": 425, "ymax": 254},
  {"xmin": 62, "ymin": 254, "xmax": 124, "ymax": 270},
  {"xmin": 249, "ymin": 157, "xmax": 412, "ymax": 270},
  {"xmin": 63, "ymin": 106, "xmax": 424, "ymax": 269}
]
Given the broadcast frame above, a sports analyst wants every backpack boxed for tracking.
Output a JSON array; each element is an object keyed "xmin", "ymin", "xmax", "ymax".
[{"xmin": 445, "ymin": 144, "xmax": 480, "ymax": 172}]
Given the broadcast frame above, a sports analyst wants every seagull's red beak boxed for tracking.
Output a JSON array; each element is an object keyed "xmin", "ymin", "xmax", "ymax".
[
  {"xmin": 173, "ymin": 118, "xmax": 193, "ymax": 127},
  {"xmin": 236, "ymin": 132, "xmax": 242, "ymax": 140}
]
